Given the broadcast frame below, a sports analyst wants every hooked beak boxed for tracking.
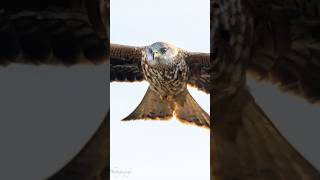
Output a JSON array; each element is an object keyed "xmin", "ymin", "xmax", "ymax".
[
  {"xmin": 153, "ymin": 50, "xmax": 161, "ymax": 60},
  {"xmin": 146, "ymin": 48, "xmax": 161, "ymax": 63}
]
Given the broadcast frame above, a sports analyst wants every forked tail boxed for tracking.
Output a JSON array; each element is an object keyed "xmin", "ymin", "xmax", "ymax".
[{"xmin": 123, "ymin": 87, "xmax": 210, "ymax": 128}]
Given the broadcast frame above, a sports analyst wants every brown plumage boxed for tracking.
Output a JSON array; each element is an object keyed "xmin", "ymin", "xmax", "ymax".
[
  {"xmin": 212, "ymin": 0, "xmax": 320, "ymax": 179},
  {"xmin": 110, "ymin": 0, "xmax": 320, "ymax": 179},
  {"xmin": 111, "ymin": 42, "xmax": 210, "ymax": 128}
]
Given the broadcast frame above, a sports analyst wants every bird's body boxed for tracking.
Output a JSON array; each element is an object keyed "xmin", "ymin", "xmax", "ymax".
[
  {"xmin": 141, "ymin": 42, "xmax": 189, "ymax": 100},
  {"xmin": 111, "ymin": 42, "xmax": 210, "ymax": 128},
  {"xmin": 143, "ymin": 61, "xmax": 187, "ymax": 97}
]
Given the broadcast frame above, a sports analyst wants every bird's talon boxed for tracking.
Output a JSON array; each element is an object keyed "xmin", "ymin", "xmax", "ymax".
[{"xmin": 166, "ymin": 95, "xmax": 173, "ymax": 101}]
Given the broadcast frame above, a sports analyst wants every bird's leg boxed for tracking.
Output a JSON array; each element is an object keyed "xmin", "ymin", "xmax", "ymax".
[
  {"xmin": 166, "ymin": 95, "xmax": 174, "ymax": 101},
  {"xmin": 160, "ymin": 95, "xmax": 174, "ymax": 101}
]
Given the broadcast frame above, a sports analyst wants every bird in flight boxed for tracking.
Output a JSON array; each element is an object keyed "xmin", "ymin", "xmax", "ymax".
[
  {"xmin": 111, "ymin": 42, "xmax": 210, "ymax": 128},
  {"xmin": 110, "ymin": 0, "xmax": 320, "ymax": 179}
]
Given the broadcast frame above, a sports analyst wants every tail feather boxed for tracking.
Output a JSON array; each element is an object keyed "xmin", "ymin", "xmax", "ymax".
[
  {"xmin": 212, "ymin": 88, "xmax": 320, "ymax": 180},
  {"xmin": 122, "ymin": 87, "xmax": 174, "ymax": 121},
  {"xmin": 174, "ymin": 90, "xmax": 210, "ymax": 128},
  {"xmin": 123, "ymin": 87, "xmax": 210, "ymax": 128}
]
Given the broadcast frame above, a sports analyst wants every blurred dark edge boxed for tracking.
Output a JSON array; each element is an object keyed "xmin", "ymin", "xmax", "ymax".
[
  {"xmin": 0, "ymin": 0, "xmax": 110, "ymax": 179},
  {"xmin": 210, "ymin": 0, "xmax": 320, "ymax": 180},
  {"xmin": 48, "ymin": 1, "xmax": 110, "ymax": 180}
]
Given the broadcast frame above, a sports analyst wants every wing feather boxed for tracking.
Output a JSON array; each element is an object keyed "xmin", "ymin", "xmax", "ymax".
[
  {"xmin": 110, "ymin": 43, "xmax": 144, "ymax": 82},
  {"xmin": 0, "ymin": 1, "xmax": 107, "ymax": 66},
  {"xmin": 247, "ymin": 0, "xmax": 320, "ymax": 103},
  {"xmin": 185, "ymin": 52, "xmax": 210, "ymax": 93}
]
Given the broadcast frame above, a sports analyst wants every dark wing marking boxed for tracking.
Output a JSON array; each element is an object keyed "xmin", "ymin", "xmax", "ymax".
[
  {"xmin": 110, "ymin": 43, "xmax": 144, "ymax": 82},
  {"xmin": 0, "ymin": 3, "xmax": 106, "ymax": 66},
  {"xmin": 111, "ymin": 64, "xmax": 144, "ymax": 82},
  {"xmin": 185, "ymin": 52, "xmax": 210, "ymax": 93},
  {"xmin": 247, "ymin": 0, "xmax": 320, "ymax": 103}
]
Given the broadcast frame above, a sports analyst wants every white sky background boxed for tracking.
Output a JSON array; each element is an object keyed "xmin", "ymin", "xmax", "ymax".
[{"xmin": 110, "ymin": 0, "xmax": 210, "ymax": 180}]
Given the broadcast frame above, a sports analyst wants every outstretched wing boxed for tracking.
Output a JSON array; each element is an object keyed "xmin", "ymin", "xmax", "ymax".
[
  {"xmin": 0, "ymin": 0, "xmax": 107, "ymax": 66},
  {"xmin": 247, "ymin": 0, "xmax": 320, "ymax": 103},
  {"xmin": 110, "ymin": 44, "xmax": 211, "ymax": 92},
  {"xmin": 185, "ymin": 52, "xmax": 210, "ymax": 93},
  {"xmin": 110, "ymin": 43, "xmax": 144, "ymax": 82}
]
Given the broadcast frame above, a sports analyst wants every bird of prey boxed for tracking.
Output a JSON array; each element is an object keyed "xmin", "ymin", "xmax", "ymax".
[
  {"xmin": 110, "ymin": 0, "xmax": 320, "ymax": 179},
  {"xmin": 111, "ymin": 42, "xmax": 210, "ymax": 128},
  {"xmin": 0, "ymin": 0, "xmax": 108, "ymax": 180},
  {"xmin": 212, "ymin": 0, "xmax": 320, "ymax": 179}
]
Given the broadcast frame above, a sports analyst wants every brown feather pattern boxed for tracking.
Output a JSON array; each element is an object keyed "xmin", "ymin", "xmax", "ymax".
[
  {"xmin": 212, "ymin": 0, "xmax": 320, "ymax": 179},
  {"xmin": 111, "ymin": 42, "xmax": 210, "ymax": 128},
  {"xmin": 110, "ymin": 43, "xmax": 211, "ymax": 94},
  {"xmin": 247, "ymin": 0, "xmax": 320, "ymax": 104}
]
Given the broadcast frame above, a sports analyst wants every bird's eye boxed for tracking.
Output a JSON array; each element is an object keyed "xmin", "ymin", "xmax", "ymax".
[{"xmin": 160, "ymin": 48, "xmax": 167, "ymax": 54}]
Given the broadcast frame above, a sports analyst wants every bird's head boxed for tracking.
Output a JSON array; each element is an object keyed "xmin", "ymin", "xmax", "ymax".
[{"xmin": 145, "ymin": 42, "xmax": 180, "ymax": 66}]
